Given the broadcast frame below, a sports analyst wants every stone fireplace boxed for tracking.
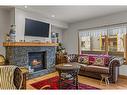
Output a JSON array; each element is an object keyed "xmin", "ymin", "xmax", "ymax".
[{"xmin": 4, "ymin": 42, "xmax": 58, "ymax": 79}]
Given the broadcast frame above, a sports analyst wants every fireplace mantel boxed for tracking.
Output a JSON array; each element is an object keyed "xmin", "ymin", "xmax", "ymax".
[{"xmin": 3, "ymin": 42, "xmax": 58, "ymax": 47}]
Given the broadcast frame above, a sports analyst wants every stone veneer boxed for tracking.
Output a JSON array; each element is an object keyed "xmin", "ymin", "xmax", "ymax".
[{"xmin": 5, "ymin": 46, "xmax": 57, "ymax": 79}]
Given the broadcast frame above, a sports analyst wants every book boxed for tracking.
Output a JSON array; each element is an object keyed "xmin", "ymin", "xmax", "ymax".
[{"xmin": 63, "ymin": 64, "xmax": 72, "ymax": 66}]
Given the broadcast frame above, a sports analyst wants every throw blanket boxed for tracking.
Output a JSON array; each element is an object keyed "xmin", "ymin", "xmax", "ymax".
[{"xmin": 0, "ymin": 65, "xmax": 18, "ymax": 89}]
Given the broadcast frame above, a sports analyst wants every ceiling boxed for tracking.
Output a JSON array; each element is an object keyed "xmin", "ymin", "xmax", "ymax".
[{"xmin": 15, "ymin": 6, "xmax": 127, "ymax": 24}]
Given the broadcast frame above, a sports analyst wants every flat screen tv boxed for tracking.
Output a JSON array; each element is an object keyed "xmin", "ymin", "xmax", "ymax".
[{"xmin": 25, "ymin": 18, "xmax": 50, "ymax": 37}]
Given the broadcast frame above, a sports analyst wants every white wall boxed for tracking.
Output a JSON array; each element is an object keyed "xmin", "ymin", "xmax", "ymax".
[
  {"xmin": 63, "ymin": 11, "xmax": 127, "ymax": 76},
  {"xmin": 14, "ymin": 8, "xmax": 68, "ymax": 42},
  {"xmin": 0, "ymin": 9, "xmax": 11, "ymax": 56},
  {"xmin": 10, "ymin": 8, "xmax": 15, "ymax": 25}
]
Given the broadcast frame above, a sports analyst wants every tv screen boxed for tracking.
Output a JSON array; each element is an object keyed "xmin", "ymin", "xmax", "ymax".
[{"xmin": 25, "ymin": 18, "xmax": 50, "ymax": 37}]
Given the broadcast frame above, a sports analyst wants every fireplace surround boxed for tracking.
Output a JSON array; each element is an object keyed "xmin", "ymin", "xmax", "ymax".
[{"xmin": 4, "ymin": 42, "xmax": 58, "ymax": 79}]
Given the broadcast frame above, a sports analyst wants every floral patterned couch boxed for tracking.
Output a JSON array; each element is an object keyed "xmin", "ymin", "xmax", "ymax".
[{"xmin": 65, "ymin": 54, "xmax": 124, "ymax": 83}]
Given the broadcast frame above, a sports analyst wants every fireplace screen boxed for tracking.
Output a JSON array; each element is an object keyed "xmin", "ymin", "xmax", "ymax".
[{"xmin": 28, "ymin": 51, "xmax": 46, "ymax": 72}]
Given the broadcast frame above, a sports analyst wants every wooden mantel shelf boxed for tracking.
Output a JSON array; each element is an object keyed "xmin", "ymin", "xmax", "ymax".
[{"xmin": 3, "ymin": 42, "xmax": 58, "ymax": 47}]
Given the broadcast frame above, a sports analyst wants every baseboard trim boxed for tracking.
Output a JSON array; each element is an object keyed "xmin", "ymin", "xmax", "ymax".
[{"xmin": 119, "ymin": 75, "xmax": 127, "ymax": 79}]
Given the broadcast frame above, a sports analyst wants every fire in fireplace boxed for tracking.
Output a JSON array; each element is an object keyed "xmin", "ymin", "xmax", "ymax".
[{"xmin": 28, "ymin": 51, "xmax": 46, "ymax": 72}]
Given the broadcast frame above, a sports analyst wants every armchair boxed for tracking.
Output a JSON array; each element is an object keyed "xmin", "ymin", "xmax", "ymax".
[
  {"xmin": 0, "ymin": 65, "xmax": 23, "ymax": 89},
  {"xmin": 0, "ymin": 54, "xmax": 25, "ymax": 89}
]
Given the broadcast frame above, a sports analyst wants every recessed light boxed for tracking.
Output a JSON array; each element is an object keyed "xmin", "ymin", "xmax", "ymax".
[
  {"xmin": 51, "ymin": 15, "xmax": 55, "ymax": 18},
  {"xmin": 24, "ymin": 5, "xmax": 27, "ymax": 8}
]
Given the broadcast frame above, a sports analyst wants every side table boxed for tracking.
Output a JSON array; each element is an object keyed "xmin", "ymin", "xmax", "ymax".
[{"xmin": 55, "ymin": 63, "xmax": 80, "ymax": 89}]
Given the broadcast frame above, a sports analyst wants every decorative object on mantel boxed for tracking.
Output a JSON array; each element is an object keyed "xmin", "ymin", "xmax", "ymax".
[
  {"xmin": 9, "ymin": 25, "xmax": 16, "ymax": 42},
  {"xmin": 19, "ymin": 40, "xmax": 25, "ymax": 42},
  {"xmin": 5, "ymin": 25, "xmax": 16, "ymax": 42},
  {"xmin": 32, "ymin": 40, "xmax": 41, "ymax": 42},
  {"xmin": 51, "ymin": 32, "xmax": 57, "ymax": 43},
  {"xmin": 5, "ymin": 34, "xmax": 10, "ymax": 42}
]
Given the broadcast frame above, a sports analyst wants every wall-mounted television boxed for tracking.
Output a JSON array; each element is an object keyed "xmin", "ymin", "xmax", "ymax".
[{"xmin": 25, "ymin": 18, "xmax": 50, "ymax": 37}]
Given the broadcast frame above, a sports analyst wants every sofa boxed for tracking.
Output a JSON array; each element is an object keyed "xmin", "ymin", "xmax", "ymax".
[{"xmin": 65, "ymin": 54, "xmax": 124, "ymax": 83}]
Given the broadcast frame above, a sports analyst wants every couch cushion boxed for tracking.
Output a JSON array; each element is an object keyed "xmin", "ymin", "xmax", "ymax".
[
  {"xmin": 66, "ymin": 54, "xmax": 78, "ymax": 62},
  {"xmin": 80, "ymin": 65, "xmax": 109, "ymax": 74},
  {"xmin": 88, "ymin": 55, "xmax": 109, "ymax": 66},
  {"xmin": 92, "ymin": 57, "xmax": 105, "ymax": 66},
  {"xmin": 78, "ymin": 55, "xmax": 89, "ymax": 65}
]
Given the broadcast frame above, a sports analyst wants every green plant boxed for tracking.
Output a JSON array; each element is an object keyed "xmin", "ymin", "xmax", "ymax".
[{"xmin": 57, "ymin": 43, "xmax": 65, "ymax": 52}]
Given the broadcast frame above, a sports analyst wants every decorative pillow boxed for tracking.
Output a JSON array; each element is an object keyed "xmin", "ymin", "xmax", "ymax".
[
  {"xmin": 89, "ymin": 56, "xmax": 95, "ymax": 64},
  {"xmin": 93, "ymin": 57, "xmax": 105, "ymax": 66},
  {"xmin": 104, "ymin": 57, "xmax": 109, "ymax": 66},
  {"xmin": 78, "ymin": 56, "xmax": 89, "ymax": 64},
  {"xmin": 67, "ymin": 54, "xmax": 78, "ymax": 62}
]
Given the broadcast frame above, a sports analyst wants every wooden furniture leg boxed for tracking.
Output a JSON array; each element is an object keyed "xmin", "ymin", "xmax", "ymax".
[
  {"xmin": 100, "ymin": 74, "xmax": 110, "ymax": 85},
  {"xmin": 76, "ymin": 73, "xmax": 78, "ymax": 89}
]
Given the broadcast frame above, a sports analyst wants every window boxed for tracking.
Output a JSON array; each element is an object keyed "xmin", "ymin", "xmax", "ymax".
[
  {"xmin": 79, "ymin": 28, "xmax": 107, "ymax": 53},
  {"xmin": 78, "ymin": 24, "xmax": 126, "ymax": 55}
]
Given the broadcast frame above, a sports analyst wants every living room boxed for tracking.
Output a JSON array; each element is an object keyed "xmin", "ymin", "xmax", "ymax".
[{"xmin": 0, "ymin": 1, "xmax": 127, "ymax": 95}]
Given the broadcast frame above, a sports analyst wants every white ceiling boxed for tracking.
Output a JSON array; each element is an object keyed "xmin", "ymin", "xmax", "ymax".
[{"xmin": 16, "ymin": 6, "xmax": 127, "ymax": 24}]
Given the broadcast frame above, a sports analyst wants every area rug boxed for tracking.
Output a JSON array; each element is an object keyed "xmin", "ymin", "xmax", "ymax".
[{"xmin": 30, "ymin": 76, "xmax": 100, "ymax": 90}]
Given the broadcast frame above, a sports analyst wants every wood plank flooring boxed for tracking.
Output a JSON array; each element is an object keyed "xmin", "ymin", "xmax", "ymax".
[{"xmin": 27, "ymin": 72, "xmax": 127, "ymax": 90}]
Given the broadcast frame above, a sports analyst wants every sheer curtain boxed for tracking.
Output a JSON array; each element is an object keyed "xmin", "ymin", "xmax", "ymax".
[
  {"xmin": 79, "ymin": 24, "xmax": 127, "ymax": 52},
  {"xmin": 79, "ymin": 28, "xmax": 107, "ymax": 37},
  {"xmin": 108, "ymin": 26, "xmax": 126, "ymax": 52},
  {"xmin": 79, "ymin": 28, "xmax": 107, "ymax": 51}
]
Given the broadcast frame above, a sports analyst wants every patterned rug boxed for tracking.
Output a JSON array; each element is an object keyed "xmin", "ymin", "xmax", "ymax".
[{"xmin": 30, "ymin": 76, "xmax": 100, "ymax": 90}]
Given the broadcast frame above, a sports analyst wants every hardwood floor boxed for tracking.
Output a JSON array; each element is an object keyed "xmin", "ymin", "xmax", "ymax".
[{"xmin": 27, "ymin": 72, "xmax": 127, "ymax": 90}]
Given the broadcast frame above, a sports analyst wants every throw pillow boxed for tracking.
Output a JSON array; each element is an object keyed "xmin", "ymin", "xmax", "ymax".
[
  {"xmin": 78, "ymin": 56, "xmax": 89, "ymax": 64},
  {"xmin": 93, "ymin": 57, "xmax": 105, "ymax": 66},
  {"xmin": 89, "ymin": 56, "xmax": 96, "ymax": 64}
]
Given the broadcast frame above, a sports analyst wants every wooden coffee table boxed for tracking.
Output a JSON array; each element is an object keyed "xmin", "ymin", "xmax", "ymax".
[{"xmin": 55, "ymin": 62, "xmax": 80, "ymax": 89}]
